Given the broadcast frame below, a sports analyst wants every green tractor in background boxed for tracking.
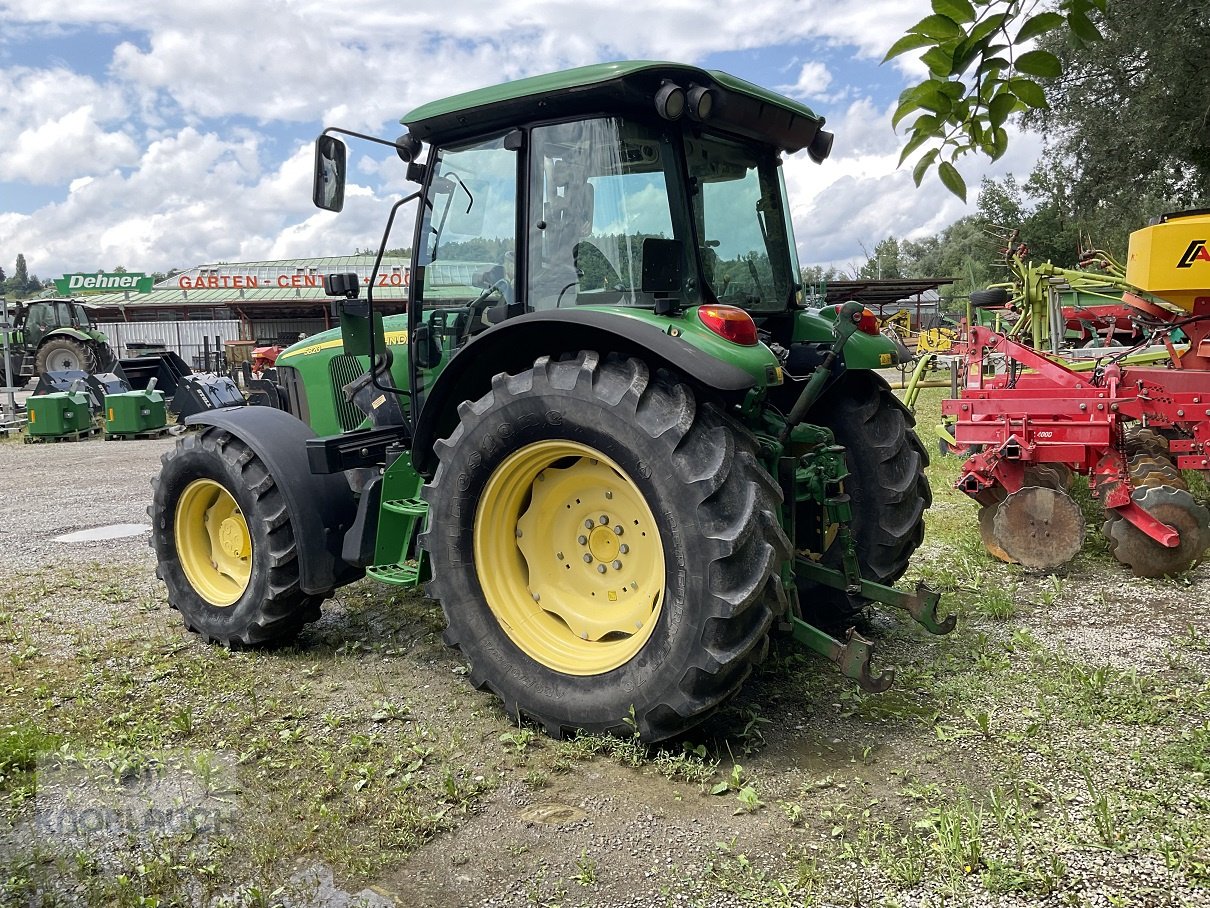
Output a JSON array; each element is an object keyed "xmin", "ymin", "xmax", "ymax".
[
  {"xmin": 150, "ymin": 62, "xmax": 948, "ymax": 742},
  {"xmin": 0, "ymin": 298, "xmax": 116, "ymax": 386}
]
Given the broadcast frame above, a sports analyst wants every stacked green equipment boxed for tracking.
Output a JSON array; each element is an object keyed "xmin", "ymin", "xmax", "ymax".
[
  {"xmin": 105, "ymin": 384, "xmax": 168, "ymax": 438},
  {"xmin": 25, "ymin": 389, "xmax": 94, "ymax": 442},
  {"xmin": 151, "ymin": 62, "xmax": 952, "ymax": 743}
]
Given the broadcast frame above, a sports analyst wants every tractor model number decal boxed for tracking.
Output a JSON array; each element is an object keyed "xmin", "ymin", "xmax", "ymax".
[{"xmin": 1178, "ymin": 239, "xmax": 1210, "ymax": 268}]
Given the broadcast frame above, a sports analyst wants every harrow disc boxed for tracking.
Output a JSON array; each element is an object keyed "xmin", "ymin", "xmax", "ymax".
[
  {"xmin": 978, "ymin": 503, "xmax": 1016, "ymax": 564},
  {"xmin": 1128, "ymin": 454, "xmax": 1186, "ymax": 490},
  {"xmin": 1023, "ymin": 462, "xmax": 1073, "ymax": 491},
  {"xmin": 1103, "ymin": 485, "xmax": 1210, "ymax": 578},
  {"xmin": 989, "ymin": 486, "xmax": 1085, "ymax": 570},
  {"xmin": 1121, "ymin": 425, "xmax": 1169, "ymax": 460}
]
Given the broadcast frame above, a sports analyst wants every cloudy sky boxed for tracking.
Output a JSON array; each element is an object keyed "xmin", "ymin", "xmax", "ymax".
[{"xmin": 0, "ymin": 0, "xmax": 1042, "ymax": 282}]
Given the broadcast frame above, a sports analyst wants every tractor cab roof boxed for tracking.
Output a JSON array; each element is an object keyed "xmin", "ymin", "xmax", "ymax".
[{"xmin": 402, "ymin": 60, "xmax": 831, "ymax": 161}]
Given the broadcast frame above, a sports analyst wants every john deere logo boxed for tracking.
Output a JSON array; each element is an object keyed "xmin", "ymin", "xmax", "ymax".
[
  {"xmin": 53, "ymin": 271, "xmax": 155, "ymax": 294},
  {"xmin": 1177, "ymin": 240, "xmax": 1210, "ymax": 268}
]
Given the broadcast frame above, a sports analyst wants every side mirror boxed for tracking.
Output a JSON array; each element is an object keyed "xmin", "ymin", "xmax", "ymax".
[{"xmin": 313, "ymin": 135, "xmax": 347, "ymax": 212}]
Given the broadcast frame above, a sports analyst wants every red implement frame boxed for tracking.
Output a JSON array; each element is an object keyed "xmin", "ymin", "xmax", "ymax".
[{"xmin": 943, "ymin": 309, "xmax": 1210, "ymax": 549}]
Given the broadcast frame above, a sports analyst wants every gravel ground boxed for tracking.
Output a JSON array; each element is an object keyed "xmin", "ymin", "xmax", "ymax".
[
  {"xmin": 1, "ymin": 425, "xmax": 1207, "ymax": 908},
  {"xmin": 0, "ymin": 433, "xmax": 174, "ymax": 570}
]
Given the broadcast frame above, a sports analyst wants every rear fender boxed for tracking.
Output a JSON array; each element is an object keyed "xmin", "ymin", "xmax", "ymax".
[
  {"xmin": 183, "ymin": 406, "xmax": 363, "ymax": 593},
  {"xmin": 411, "ymin": 308, "xmax": 758, "ymax": 474},
  {"xmin": 43, "ymin": 327, "xmax": 95, "ymax": 344}
]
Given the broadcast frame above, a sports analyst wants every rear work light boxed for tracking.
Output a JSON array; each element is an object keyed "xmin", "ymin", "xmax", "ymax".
[{"xmin": 698, "ymin": 305, "xmax": 759, "ymax": 346}]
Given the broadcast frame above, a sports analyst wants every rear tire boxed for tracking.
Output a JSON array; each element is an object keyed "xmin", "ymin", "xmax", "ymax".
[
  {"xmin": 150, "ymin": 427, "xmax": 322, "ymax": 646},
  {"xmin": 35, "ymin": 337, "xmax": 98, "ymax": 374},
  {"xmin": 421, "ymin": 352, "xmax": 790, "ymax": 742},
  {"xmin": 800, "ymin": 372, "xmax": 931, "ymax": 623}
]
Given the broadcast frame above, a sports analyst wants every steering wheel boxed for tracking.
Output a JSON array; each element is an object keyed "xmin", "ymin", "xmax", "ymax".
[{"xmin": 463, "ymin": 280, "xmax": 510, "ymax": 338}]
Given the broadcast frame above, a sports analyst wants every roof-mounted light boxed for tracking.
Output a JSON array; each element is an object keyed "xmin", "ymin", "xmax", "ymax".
[
  {"xmin": 395, "ymin": 132, "xmax": 423, "ymax": 163},
  {"xmin": 654, "ymin": 81, "xmax": 686, "ymax": 121},
  {"xmin": 686, "ymin": 84, "xmax": 714, "ymax": 121}
]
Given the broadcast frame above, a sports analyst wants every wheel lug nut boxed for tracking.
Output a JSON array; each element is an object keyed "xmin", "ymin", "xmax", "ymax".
[
  {"xmin": 612, "ymin": 560, "xmax": 622, "ymax": 570},
  {"xmin": 597, "ymin": 564, "xmax": 607, "ymax": 574},
  {"xmin": 583, "ymin": 553, "xmax": 593, "ymax": 563},
  {"xmin": 614, "ymin": 525, "xmax": 624, "ymax": 536},
  {"xmin": 578, "ymin": 535, "xmax": 588, "ymax": 545},
  {"xmin": 584, "ymin": 519, "xmax": 594, "ymax": 530},
  {"xmin": 605, "ymin": 490, "xmax": 613, "ymax": 500},
  {"xmin": 599, "ymin": 515, "xmax": 609, "ymax": 525},
  {"xmin": 619, "ymin": 544, "xmax": 629, "ymax": 554}
]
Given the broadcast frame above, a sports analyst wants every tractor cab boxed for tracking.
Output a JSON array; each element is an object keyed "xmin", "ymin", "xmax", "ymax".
[{"xmin": 310, "ymin": 63, "xmax": 853, "ymax": 431}]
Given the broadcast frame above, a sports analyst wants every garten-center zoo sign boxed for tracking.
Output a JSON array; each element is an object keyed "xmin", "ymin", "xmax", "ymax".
[{"xmin": 53, "ymin": 272, "xmax": 154, "ymax": 294}]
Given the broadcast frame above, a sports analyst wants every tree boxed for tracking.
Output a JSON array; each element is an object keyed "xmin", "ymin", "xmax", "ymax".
[
  {"xmin": 857, "ymin": 237, "xmax": 905, "ymax": 280},
  {"xmin": 886, "ymin": 0, "xmax": 1106, "ymax": 200},
  {"xmin": 1027, "ymin": 0, "xmax": 1210, "ymax": 216}
]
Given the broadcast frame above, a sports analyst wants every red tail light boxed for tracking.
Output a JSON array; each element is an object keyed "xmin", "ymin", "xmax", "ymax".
[
  {"xmin": 857, "ymin": 307, "xmax": 879, "ymax": 335},
  {"xmin": 698, "ymin": 305, "xmax": 758, "ymax": 346},
  {"xmin": 831, "ymin": 304, "xmax": 880, "ymax": 336}
]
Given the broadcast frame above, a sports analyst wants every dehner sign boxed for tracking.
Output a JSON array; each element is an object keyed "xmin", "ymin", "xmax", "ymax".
[{"xmin": 54, "ymin": 272, "xmax": 154, "ymax": 294}]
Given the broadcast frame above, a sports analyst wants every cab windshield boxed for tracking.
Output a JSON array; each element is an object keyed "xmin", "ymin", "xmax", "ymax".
[{"xmin": 684, "ymin": 133, "xmax": 799, "ymax": 313}]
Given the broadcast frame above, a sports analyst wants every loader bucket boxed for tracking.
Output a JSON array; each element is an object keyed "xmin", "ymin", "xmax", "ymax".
[
  {"xmin": 169, "ymin": 373, "xmax": 246, "ymax": 419},
  {"xmin": 116, "ymin": 352, "xmax": 192, "ymax": 396}
]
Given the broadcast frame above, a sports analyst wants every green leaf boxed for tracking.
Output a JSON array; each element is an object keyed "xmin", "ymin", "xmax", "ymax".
[
  {"xmin": 977, "ymin": 56, "xmax": 1011, "ymax": 79},
  {"xmin": 988, "ymin": 90, "xmax": 1016, "ymax": 128},
  {"xmin": 913, "ymin": 149, "xmax": 940, "ymax": 187},
  {"xmin": 938, "ymin": 161, "xmax": 968, "ymax": 202},
  {"xmin": 932, "ymin": 0, "xmax": 976, "ymax": 24},
  {"xmin": 891, "ymin": 97, "xmax": 921, "ymax": 130},
  {"xmin": 991, "ymin": 126, "xmax": 1009, "ymax": 161},
  {"xmin": 882, "ymin": 32, "xmax": 935, "ymax": 63},
  {"xmin": 911, "ymin": 14, "xmax": 963, "ymax": 39},
  {"xmin": 1008, "ymin": 77, "xmax": 1048, "ymax": 109},
  {"xmin": 968, "ymin": 12, "xmax": 1008, "ymax": 44},
  {"xmin": 897, "ymin": 128, "xmax": 934, "ymax": 167},
  {"xmin": 938, "ymin": 78, "xmax": 966, "ymax": 100},
  {"xmin": 922, "ymin": 45, "xmax": 956, "ymax": 76},
  {"xmin": 1015, "ymin": 11, "xmax": 1065, "ymax": 43},
  {"xmin": 1015, "ymin": 50, "xmax": 1062, "ymax": 78},
  {"xmin": 711, "ymin": 781, "xmax": 731, "ymax": 795},
  {"xmin": 950, "ymin": 37, "xmax": 984, "ymax": 75},
  {"xmin": 1067, "ymin": 9, "xmax": 1102, "ymax": 42}
]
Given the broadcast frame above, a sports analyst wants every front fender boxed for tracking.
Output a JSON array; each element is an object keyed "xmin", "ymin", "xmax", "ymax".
[{"xmin": 183, "ymin": 406, "xmax": 363, "ymax": 594}]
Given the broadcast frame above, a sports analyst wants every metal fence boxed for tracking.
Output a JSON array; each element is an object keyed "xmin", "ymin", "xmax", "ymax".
[{"xmin": 97, "ymin": 321, "xmax": 243, "ymax": 372}]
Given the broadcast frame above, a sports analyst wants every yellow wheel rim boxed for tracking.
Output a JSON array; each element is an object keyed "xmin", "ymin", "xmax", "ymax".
[
  {"xmin": 474, "ymin": 441, "xmax": 665, "ymax": 675},
  {"xmin": 175, "ymin": 478, "xmax": 252, "ymax": 607}
]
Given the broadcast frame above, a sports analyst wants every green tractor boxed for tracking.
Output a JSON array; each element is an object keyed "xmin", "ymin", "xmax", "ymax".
[
  {"xmin": 150, "ymin": 62, "xmax": 947, "ymax": 741},
  {"xmin": 0, "ymin": 298, "xmax": 116, "ymax": 385}
]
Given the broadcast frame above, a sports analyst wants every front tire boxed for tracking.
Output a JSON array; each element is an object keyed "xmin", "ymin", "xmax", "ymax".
[
  {"xmin": 421, "ymin": 352, "xmax": 790, "ymax": 742},
  {"xmin": 150, "ymin": 427, "xmax": 322, "ymax": 645},
  {"xmin": 801, "ymin": 372, "xmax": 931, "ymax": 622}
]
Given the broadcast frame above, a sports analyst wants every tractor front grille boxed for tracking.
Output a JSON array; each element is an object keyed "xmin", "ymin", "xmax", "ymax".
[{"xmin": 329, "ymin": 354, "xmax": 367, "ymax": 431}]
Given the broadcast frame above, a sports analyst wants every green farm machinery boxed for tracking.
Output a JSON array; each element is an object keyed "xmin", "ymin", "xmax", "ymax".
[{"xmin": 150, "ymin": 62, "xmax": 948, "ymax": 741}]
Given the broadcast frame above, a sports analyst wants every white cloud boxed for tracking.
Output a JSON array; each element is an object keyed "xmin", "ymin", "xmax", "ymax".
[{"xmin": 0, "ymin": 1, "xmax": 1045, "ymax": 278}]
